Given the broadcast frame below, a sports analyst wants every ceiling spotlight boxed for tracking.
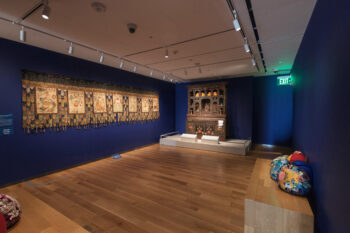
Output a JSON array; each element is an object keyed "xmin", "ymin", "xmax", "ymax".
[
  {"xmin": 244, "ymin": 38, "xmax": 250, "ymax": 53},
  {"xmin": 150, "ymin": 70, "xmax": 153, "ymax": 76},
  {"xmin": 133, "ymin": 65, "xmax": 137, "ymax": 72},
  {"xmin": 41, "ymin": 0, "xmax": 51, "ymax": 20},
  {"xmin": 233, "ymin": 10, "xmax": 241, "ymax": 31},
  {"xmin": 68, "ymin": 42, "xmax": 73, "ymax": 54},
  {"xmin": 99, "ymin": 52, "xmax": 104, "ymax": 63},
  {"xmin": 170, "ymin": 79, "xmax": 173, "ymax": 82},
  {"xmin": 163, "ymin": 74, "xmax": 166, "ymax": 80},
  {"xmin": 252, "ymin": 57, "xmax": 256, "ymax": 66},
  {"xmin": 20, "ymin": 26, "xmax": 25, "ymax": 42},
  {"xmin": 119, "ymin": 60, "xmax": 124, "ymax": 68},
  {"xmin": 165, "ymin": 48, "xmax": 169, "ymax": 59}
]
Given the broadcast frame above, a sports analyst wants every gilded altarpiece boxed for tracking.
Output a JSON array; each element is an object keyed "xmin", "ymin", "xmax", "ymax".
[{"xmin": 22, "ymin": 70, "xmax": 160, "ymax": 133}]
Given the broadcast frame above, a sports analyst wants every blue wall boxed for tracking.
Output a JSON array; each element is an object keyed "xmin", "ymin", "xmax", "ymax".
[
  {"xmin": 0, "ymin": 38, "xmax": 175, "ymax": 187},
  {"xmin": 175, "ymin": 78, "xmax": 253, "ymax": 139},
  {"xmin": 175, "ymin": 76, "xmax": 293, "ymax": 146},
  {"xmin": 292, "ymin": 1, "xmax": 350, "ymax": 233},
  {"xmin": 253, "ymin": 76, "xmax": 293, "ymax": 146}
]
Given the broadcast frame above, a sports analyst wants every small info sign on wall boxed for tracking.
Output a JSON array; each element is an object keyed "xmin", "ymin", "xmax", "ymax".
[{"xmin": 0, "ymin": 114, "xmax": 14, "ymax": 136}]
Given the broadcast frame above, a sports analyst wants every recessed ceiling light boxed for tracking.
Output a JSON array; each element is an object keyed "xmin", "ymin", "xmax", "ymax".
[
  {"xmin": 232, "ymin": 10, "xmax": 241, "ymax": 31},
  {"xmin": 244, "ymin": 38, "xmax": 250, "ymax": 53},
  {"xmin": 20, "ymin": 26, "xmax": 25, "ymax": 42},
  {"xmin": 252, "ymin": 58, "xmax": 256, "ymax": 66},
  {"xmin": 68, "ymin": 42, "xmax": 73, "ymax": 54},
  {"xmin": 41, "ymin": 0, "xmax": 50, "ymax": 20},
  {"xmin": 165, "ymin": 48, "xmax": 169, "ymax": 59},
  {"xmin": 99, "ymin": 52, "xmax": 104, "ymax": 63}
]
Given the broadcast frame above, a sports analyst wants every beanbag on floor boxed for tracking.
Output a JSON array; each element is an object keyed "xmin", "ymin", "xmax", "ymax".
[
  {"xmin": 271, "ymin": 155, "xmax": 288, "ymax": 167},
  {"xmin": 0, "ymin": 194, "xmax": 21, "ymax": 229},
  {"xmin": 278, "ymin": 165, "xmax": 312, "ymax": 196},
  {"xmin": 270, "ymin": 155, "xmax": 290, "ymax": 182},
  {"xmin": 292, "ymin": 160, "xmax": 313, "ymax": 181},
  {"xmin": 288, "ymin": 151, "xmax": 307, "ymax": 164},
  {"xmin": 0, "ymin": 213, "xmax": 6, "ymax": 233}
]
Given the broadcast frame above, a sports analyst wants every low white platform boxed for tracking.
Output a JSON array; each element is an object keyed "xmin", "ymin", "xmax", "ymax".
[
  {"xmin": 180, "ymin": 133, "xmax": 197, "ymax": 142},
  {"xmin": 160, "ymin": 135, "xmax": 251, "ymax": 155},
  {"xmin": 201, "ymin": 135, "xmax": 219, "ymax": 144}
]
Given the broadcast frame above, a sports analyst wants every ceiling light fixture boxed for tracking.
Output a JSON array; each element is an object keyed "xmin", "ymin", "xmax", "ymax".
[
  {"xmin": 99, "ymin": 52, "xmax": 104, "ymax": 63},
  {"xmin": 41, "ymin": 0, "xmax": 51, "ymax": 20},
  {"xmin": 68, "ymin": 42, "xmax": 73, "ymax": 54},
  {"xmin": 232, "ymin": 10, "xmax": 241, "ymax": 31},
  {"xmin": 20, "ymin": 26, "xmax": 25, "ymax": 42},
  {"xmin": 150, "ymin": 70, "xmax": 153, "ymax": 76},
  {"xmin": 251, "ymin": 57, "xmax": 256, "ymax": 66},
  {"xmin": 163, "ymin": 74, "xmax": 166, "ymax": 80},
  {"xmin": 3, "ymin": 18, "xmax": 183, "ymax": 82},
  {"xmin": 133, "ymin": 65, "xmax": 137, "ymax": 72},
  {"xmin": 244, "ymin": 37, "xmax": 250, "ymax": 53},
  {"xmin": 165, "ymin": 48, "xmax": 169, "ymax": 59}
]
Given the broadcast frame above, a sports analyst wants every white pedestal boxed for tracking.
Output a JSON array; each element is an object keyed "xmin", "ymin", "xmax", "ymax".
[
  {"xmin": 180, "ymin": 133, "xmax": 197, "ymax": 143},
  {"xmin": 201, "ymin": 135, "xmax": 219, "ymax": 144}
]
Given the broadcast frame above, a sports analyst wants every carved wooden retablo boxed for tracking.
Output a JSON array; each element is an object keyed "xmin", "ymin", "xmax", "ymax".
[{"xmin": 186, "ymin": 82, "xmax": 227, "ymax": 141}]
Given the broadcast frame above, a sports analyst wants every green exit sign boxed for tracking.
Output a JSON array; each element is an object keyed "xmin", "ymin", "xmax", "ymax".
[{"xmin": 277, "ymin": 75, "xmax": 293, "ymax": 86}]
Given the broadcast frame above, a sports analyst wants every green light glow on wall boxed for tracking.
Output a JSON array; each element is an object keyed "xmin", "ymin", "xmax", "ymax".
[{"xmin": 277, "ymin": 75, "xmax": 293, "ymax": 86}]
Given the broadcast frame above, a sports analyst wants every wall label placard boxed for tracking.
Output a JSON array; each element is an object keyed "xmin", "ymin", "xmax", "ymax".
[
  {"xmin": 21, "ymin": 70, "xmax": 159, "ymax": 133},
  {"xmin": 0, "ymin": 114, "xmax": 14, "ymax": 136}
]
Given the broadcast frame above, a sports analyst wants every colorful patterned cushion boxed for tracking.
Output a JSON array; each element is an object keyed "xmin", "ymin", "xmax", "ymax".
[
  {"xmin": 292, "ymin": 161, "xmax": 313, "ymax": 181},
  {"xmin": 270, "ymin": 155, "xmax": 288, "ymax": 167},
  {"xmin": 270, "ymin": 156, "xmax": 290, "ymax": 181},
  {"xmin": 287, "ymin": 151, "xmax": 307, "ymax": 164},
  {"xmin": 0, "ymin": 194, "xmax": 21, "ymax": 228},
  {"xmin": 278, "ymin": 165, "xmax": 312, "ymax": 196}
]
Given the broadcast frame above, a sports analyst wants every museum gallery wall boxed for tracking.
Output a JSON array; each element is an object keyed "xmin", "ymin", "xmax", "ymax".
[
  {"xmin": 175, "ymin": 76, "xmax": 293, "ymax": 146},
  {"xmin": 0, "ymin": 38, "xmax": 175, "ymax": 187},
  {"xmin": 22, "ymin": 70, "xmax": 159, "ymax": 133}
]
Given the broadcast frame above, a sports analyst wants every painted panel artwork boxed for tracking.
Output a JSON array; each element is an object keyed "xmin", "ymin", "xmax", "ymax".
[
  {"xmin": 142, "ymin": 97, "xmax": 150, "ymax": 112},
  {"xmin": 22, "ymin": 70, "xmax": 160, "ymax": 133},
  {"xmin": 153, "ymin": 98, "xmax": 159, "ymax": 112},
  {"xmin": 113, "ymin": 94, "xmax": 123, "ymax": 113},
  {"xmin": 129, "ymin": 96, "xmax": 137, "ymax": 112},
  {"xmin": 35, "ymin": 87, "xmax": 58, "ymax": 114},
  {"xmin": 93, "ymin": 92, "xmax": 107, "ymax": 113},
  {"xmin": 68, "ymin": 90, "xmax": 85, "ymax": 114}
]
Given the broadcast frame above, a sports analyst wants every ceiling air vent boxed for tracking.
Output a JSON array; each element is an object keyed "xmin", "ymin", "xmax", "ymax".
[{"xmin": 91, "ymin": 2, "xmax": 106, "ymax": 13}]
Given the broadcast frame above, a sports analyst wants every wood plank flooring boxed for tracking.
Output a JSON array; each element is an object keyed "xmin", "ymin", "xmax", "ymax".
[{"xmin": 1, "ymin": 144, "xmax": 281, "ymax": 233}]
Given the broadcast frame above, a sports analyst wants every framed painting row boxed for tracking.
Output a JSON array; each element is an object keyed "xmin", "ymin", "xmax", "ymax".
[
  {"xmin": 35, "ymin": 88, "xmax": 159, "ymax": 114},
  {"xmin": 22, "ymin": 70, "xmax": 159, "ymax": 133}
]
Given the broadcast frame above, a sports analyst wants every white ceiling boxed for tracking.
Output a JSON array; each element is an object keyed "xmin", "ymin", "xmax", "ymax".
[{"xmin": 0, "ymin": 0, "xmax": 317, "ymax": 82}]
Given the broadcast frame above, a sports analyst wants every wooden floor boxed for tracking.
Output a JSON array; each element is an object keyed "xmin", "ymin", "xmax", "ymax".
[{"xmin": 1, "ymin": 144, "xmax": 283, "ymax": 233}]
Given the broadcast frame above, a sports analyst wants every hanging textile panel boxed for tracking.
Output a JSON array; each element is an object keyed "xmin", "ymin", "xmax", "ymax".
[{"xmin": 21, "ymin": 70, "xmax": 159, "ymax": 133}]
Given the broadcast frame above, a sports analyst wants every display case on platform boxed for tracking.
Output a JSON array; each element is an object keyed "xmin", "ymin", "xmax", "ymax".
[{"xmin": 186, "ymin": 82, "xmax": 227, "ymax": 141}]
